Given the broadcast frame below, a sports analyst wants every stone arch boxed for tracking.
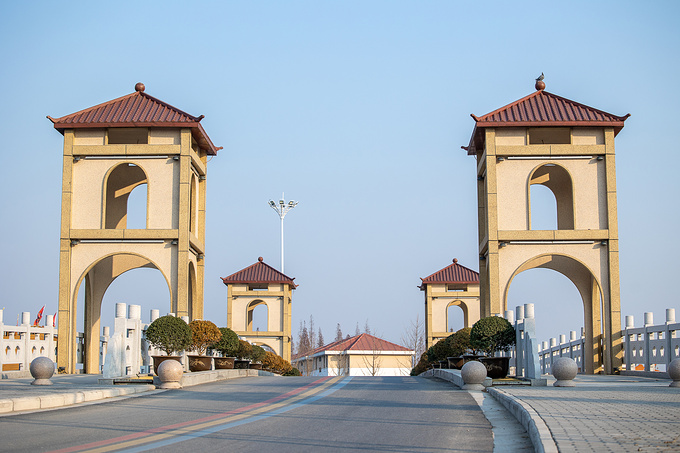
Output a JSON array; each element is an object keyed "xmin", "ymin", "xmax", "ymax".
[
  {"xmin": 503, "ymin": 253, "xmax": 603, "ymax": 373},
  {"xmin": 528, "ymin": 163, "xmax": 574, "ymax": 230},
  {"xmin": 446, "ymin": 300, "xmax": 469, "ymax": 332},
  {"xmin": 253, "ymin": 339, "xmax": 278, "ymax": 354},
  {"xmin": 103, "ymin": 162, "xmax": 149, "ymax": 229},
  {"xmin": 73, "ymin": 252, "xmax": 172, "ymax": 373},
  {"xmin": 246, "ymin": 300, "xmax": 269, "ymax": 332}
]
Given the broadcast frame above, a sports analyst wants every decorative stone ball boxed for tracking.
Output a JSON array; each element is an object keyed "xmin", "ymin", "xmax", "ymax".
[
  {"xmin": 30, "ymin": 356, "xmax": 55, "ymax": 386},
  {"xmin": 552, "ymin": 357, "xmax": 578, "ymax": 387},
  {"xmin": 135, "ymin": 82, "xmax": 145, "ymax": 92},
  {"xmin": 668, "ymin": 358, "xmax": 680, "ymax": 388},
  {"xmin": 461, "ymin": 360, "xmax": 487, "ymax": 390},
  {"xmin": 535, "ymin": 80, "xmax": 546, "ymax": 91},
  {"xmin": 157, "ymin": 359, "xmax": 183, "ymax": 389}
]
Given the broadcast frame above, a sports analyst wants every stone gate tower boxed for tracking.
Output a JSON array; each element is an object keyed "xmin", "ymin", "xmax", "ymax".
[
  {"xmin": 222, "ymin": 257, "xmax": 296, "ymax": 362},
  {"xmin": 49, "ymin": 83, "xmax": 220, "ymax": 373},
  {"xmin": 463, "ymin": 78, "xmax": 629, "ymax": 374}
]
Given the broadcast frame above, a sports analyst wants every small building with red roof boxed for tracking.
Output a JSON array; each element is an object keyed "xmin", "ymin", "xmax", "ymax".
[
  {"xmin": 222, "ymin": 257, "xmax": 296, "ymax": 362},
  {"xmin": 420, "ymin": 258, "xmax": 480, "ymax": 350},
  {"xmin": 292, "ymin": 333, "xmax": 414, "ymax": 377}
]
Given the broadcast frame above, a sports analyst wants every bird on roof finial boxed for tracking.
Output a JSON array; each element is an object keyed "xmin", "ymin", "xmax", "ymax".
[{"xmin": 535, "ymin": 73, "xmax": 545, "ymax": 91}]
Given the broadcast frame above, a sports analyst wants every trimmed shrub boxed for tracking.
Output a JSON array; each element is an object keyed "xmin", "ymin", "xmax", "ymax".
[
  {"xmin": 213, "ymin": 327, "xmax": 239, "ymax": 357},
  {"xmin": 284, "ymin": 367, "xmax": 302, "ymax": 376},
  {"xmin": 236, "ymin": 340, "xmax": 253, "ymax": 360},
  {"xmin": 425, "ymin": 327, "xmax": 472, "ymax": 364},
  {"xmin": 470, "ymin": 316, "xmax": 515, "ymax": 356},
  {"xmin": 189, "ymin": 320, "xmax": 222, "ymax": 355},
  {"xmin": 145, "ymin": 315, "xmax": 192, "ymax": 356},
  {"xmin": 251, "ymin": 345, "xmax": 266, "ymax": 363},
  {"xmin": 410, "ymin": 352, "xmax": 430, "ymax": 376},
  {"xmin": 262, "ymin": 351, "xmax": 294, "ymax": 375}
]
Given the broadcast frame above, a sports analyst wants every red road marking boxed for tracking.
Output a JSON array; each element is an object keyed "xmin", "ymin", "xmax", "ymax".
[{"xmin": 48, "ymin": 377, "xmax": 331, "ymax": 453}]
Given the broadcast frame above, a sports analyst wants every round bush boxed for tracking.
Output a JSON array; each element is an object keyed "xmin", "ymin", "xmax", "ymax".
[
  {"xmin": 213, "ymin": 327, "xmax": 239, "ymax": 357},
  {"xmin": 189, "ymin": 320, "xmax": 222, "ymax": 355},
  {"xmin": 236, "ymin": 340, "xmax": 253, "ymax": 360},
  {"xmin": 145, "ymin": 315, "xmax": 192, "ymax": 356},
  {"xmin": 470, "ymin": 316, "xmax": 515, "ymax": 356}
]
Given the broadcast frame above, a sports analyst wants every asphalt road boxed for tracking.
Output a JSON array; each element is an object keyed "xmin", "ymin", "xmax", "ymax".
[{"xmin": 0, "ymin": 376, "xmax": 493, "ymax": 452}]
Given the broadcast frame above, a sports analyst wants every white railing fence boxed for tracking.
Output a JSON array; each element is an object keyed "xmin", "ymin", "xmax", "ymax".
[
  {"xmin": 623, "ymin": 309, "xmax": 678, "ymax": 373},
  {"xmin": 538, "ymin": 330, "xmax": 585, "ymax": 375},
  {"xmin": 503, "ymin": 304, "xmax": 541, "ymax": 379}
]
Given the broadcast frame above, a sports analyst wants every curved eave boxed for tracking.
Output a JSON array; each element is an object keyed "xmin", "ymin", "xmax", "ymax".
[
  {"xmin": 418, "ymin": 280, "xmax": 480, "ymax": 290},
  {"xmin": 221, "ymin": 278, "xmax": 298, "ymax": 289},
  {"xmin": 48, "ymin": 119, "xmax": 221, "ymax": 155}
]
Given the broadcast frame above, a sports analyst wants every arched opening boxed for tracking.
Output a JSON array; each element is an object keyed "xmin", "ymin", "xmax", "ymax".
[
  {"xmin": 504, "ymin": 254, "xmax": 604, "ymax": 374},
  {"xmin": 73, "ymin": 253, "xmax": 172, "ymax": 373},
  {"xmin": 528, "ymin": 164, "xmax": 574, "ymax": 230},
  {"xmin": 126, "ymin": 183, "xmax": 147, "ymax": 229},
  {"xmin": 446, "ymin": 301, "xmax": 467, "ymax": 333},
  {"xmin": 104, "ymin": 163, "xmax": 148, "ymax": 229},
  {"xmin": 246, "ymin": 300, "xmax": 268, "ymax": 332},
  {"xmin": 530, "ymin": 184, "xmax": 558, "ymax": 230}
]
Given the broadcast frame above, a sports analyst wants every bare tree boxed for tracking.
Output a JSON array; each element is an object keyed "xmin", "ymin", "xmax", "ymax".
[
  {"xmin": 317, "ymin": 327, "xmax": 324, "ymax": 348},
  {"xmin": 401, "ymin": 315, "xmax": 425, "ymax": 368},
  {"xmin": 333, "ymin": 351, "xmax": 349, "ymax": 376},
  {"xmin": 355, "ymin": 322, "xmax": 360, "ymax": 336},
  {"xmin": 362, "ymin": 334, "xmax": 382, "ymax": 376},
  {"xmin": 363, "ymin": 319, "xmax": 371, "ymax": 334}
]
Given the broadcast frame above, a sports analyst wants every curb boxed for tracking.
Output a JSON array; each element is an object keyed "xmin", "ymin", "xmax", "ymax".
[
  {"xmin": 0, "ymin": 384, "xmax": 157, "ymax": 415},
  {"xmin": 486, "ymin": 387, "xmax": 558, "ymax": 453}
]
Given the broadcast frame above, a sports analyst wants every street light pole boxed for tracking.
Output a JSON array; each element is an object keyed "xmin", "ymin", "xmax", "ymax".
[{"xmin": 268, "ymin": 194, "xmax": 298, "ymax": 273}]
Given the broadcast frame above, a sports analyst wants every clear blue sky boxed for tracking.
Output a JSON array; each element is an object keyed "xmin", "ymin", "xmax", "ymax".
[{"xmin": 0, "ymin": 1, "xmax": 678, "ymax": 347}]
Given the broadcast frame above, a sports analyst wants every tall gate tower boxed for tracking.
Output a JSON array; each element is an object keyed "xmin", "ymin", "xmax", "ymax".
[
  {"xmin": 49, "ymin": 83, "xmax": 220, "ymax": 373},
  {"xmin": 464, "ymin": 78, "xmax": 629, "ymax": 374}
]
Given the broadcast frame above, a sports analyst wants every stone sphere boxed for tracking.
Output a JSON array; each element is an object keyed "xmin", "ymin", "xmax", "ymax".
[
  {"xmin": 461, "ymin": 361, "xmax": 487, "ymax": 386},
  {"xmin": 30, "ymin": 357, "xmax": 55, "ymax": 385},
  {"xmin": 669, "ymin": 358, "xmax": 680, "ymax": 388},
  {"xmin": 552, "ymin": 357, "xmax": 578, "ymax": 387},
  {"xmin": 157, "ymin": 359, "xmax": 183, "ymax": 389}
]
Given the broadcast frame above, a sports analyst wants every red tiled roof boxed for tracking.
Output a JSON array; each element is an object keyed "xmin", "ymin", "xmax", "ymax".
[
  {"xmin": 48, "ymin": 85, "xmax": 221, "ymax": 155},
  {"xmin": 419, "ymin": 258, "xmax": 479, "ymax": 289},
  {"xmin": 303, "ymin": 333, "xmax": 412, "ymax": 357},
  {"xmin": 221, "ymin": 257, "xmax": 297, "ymax": 288},
  {"xmin": 465, "ymin": 89, "xmax": 630, "ymax": 155}
]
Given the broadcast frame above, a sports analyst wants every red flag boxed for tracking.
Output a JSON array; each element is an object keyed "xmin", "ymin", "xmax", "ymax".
[
  {"xmin": 33, "ymin": 306, "xmax": 45, "ymax": 326},
  {"xmin": 53, "ymin": 312, "xmax": 57, "ymax": 327}
]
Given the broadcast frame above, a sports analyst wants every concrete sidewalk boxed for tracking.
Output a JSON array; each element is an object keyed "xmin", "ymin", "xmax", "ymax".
[
  {"xmin": 0, "ymin": 369, "xmax": 272, "ymax": 416},
  {"xmin": 429, "ymin": 369, "xmax": 680, "ymax": 452}
]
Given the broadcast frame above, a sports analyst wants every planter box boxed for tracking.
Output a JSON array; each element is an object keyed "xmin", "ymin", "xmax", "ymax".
[
  {"xmin": 188, "ymin": 355, "xmax": 212, "ymax": 372},
  {"xmin": 214, "ymin": 357, "xmax": 235, "ymax": 370},
  {"xmin": 479, "ymin": 357, "xmax": 510, "ymax": 379}
]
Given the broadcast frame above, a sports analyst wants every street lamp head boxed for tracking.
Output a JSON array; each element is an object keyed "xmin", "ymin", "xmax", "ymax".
[
  {"xmin": 269, "ymin": 200, "xmax": 276, "ymax": 208},
  {"xmin": 279, "ymin": 199, "xmax": 285, "ymax": 206},
  {"xmin": 288, "ymin": 201, "xmax": 297, "ymax": 207}
]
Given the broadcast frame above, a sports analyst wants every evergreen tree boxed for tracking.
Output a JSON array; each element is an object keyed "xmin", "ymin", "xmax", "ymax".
[
  {"xmin": 318, "ymin": 327, "xmax": 324, "ymax": 348},
  {"xmin": 364, "ymin": 319, "xmax": 371, "ymax": 334},
  {"xmin": 335, "ymin": 323, "xmax": 343, "ymax": 342},
  {"xmin": 355, "ymin": 322, "xmax": 360, "ymax": 336},
  {"xmin": 297, "ymin": 320, "xmax": 311, "ymax": 356}
]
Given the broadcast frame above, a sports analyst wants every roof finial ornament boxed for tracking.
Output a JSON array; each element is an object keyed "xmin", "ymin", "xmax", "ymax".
[
  {"xmin": 135, "ymin": 82, "xmax": 145, "ymax": 92},
  {"xmin": 453, "ymin": 258, "xmax": 458, "ymax": 264},
  {"xmin": 258, "ymin": 256, "xmax": 264, "ymax": 262},
  {"xmin": 535, "ymin": 73, "xmax": 545, "ymax": 91}
]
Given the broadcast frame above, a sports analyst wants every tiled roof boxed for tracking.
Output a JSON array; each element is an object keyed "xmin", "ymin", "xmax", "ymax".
[
  {"xmin": 419, "ymin": 258, "xmax": 479, "ymax": 289},
  {"xmin": 221, "ymin": 257, "xmax": 297, "ymax": 288},
  {"xmin": 47, "ymin": 84, "xmax": 221, "ymax": 155},
  {"xmin": 303, "ymin": 333, "xmax": 412, "ymax": 357},
  {"xmin": 465, "ymin": 88, "xmax": 630, "ymax": 155}
]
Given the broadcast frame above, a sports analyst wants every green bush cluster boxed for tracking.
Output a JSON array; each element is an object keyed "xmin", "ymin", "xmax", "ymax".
[
  {"xmin": 236, "ymin": 340, "xmax": 253, "ymax": 360},
  {"xmin": 410, "ymin": 327, "xmax": 472, "ymax": 375},
  {"xmin": 213, "ymin": 327, "xmax": 239, "ymax": 357},
  {"xmin": 470, "ymin": 316, "xmax": 515, "ymax": 356},
  {"xmin": 145, "ymin": 315, "xmax": 192, "ymax": 356}
]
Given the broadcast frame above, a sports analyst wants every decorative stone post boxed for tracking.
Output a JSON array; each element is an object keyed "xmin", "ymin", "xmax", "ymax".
[
  {"xmin": 461, "ymin": 361, "xmax": 487, "ymax": 390},
  {"xmin": 668, "ymin": 359, "xmax": 680, "ymax": 388},
  {"xmin": 552, "ymin": 357, "xmax": 578, "ymax": 387},
  {"xmin": 30, "ymin": 357, "xmax": 55, "ymax": 385},
  {"xmin": 157, "ymin": 359, "xmax": 183, "ymax": 389}
]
